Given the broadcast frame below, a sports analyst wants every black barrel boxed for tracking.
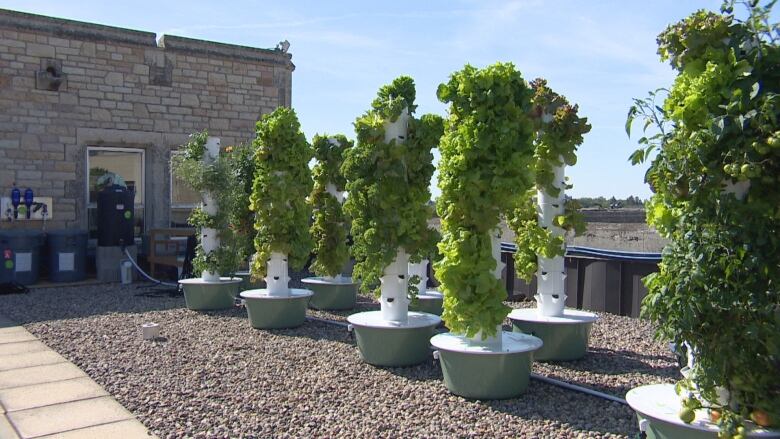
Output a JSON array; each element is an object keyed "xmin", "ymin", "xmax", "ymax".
[
  {"xmin": 96, "ymin": 185, "xmax": 134, "ymax": 247},
  {"xmin": 47, "ymin": 230, "xmax": 87, "ymax": 282}
]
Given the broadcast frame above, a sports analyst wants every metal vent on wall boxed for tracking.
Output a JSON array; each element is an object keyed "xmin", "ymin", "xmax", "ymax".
[{"xmin": 35, "ymin": 58, "xmax": 66, "ymax": 91}]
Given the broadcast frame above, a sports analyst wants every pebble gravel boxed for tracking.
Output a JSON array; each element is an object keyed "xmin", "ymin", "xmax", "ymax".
[{"xmin": 0, "ymin": 282, "xmax": 677, "ymax": 438}]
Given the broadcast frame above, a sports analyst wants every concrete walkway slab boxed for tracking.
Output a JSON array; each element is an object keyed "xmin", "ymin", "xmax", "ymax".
[
  {"xmin": 0, "ymin": 341, "xmax": 48, "ymax": 357},
  {"xmin": 7, "ymin": 396, "xmax": 136, "ymax": 438},
  {"xmin": 0, "ymin": 377, "xmax": 108, "ymax": 412},
  {"xmin": 0, "ymin": 314, "xmax": 156, "ymax": 438},
  {"xmin": 0, "ymin": 350, "xmax": 66, "ymax": 372},
  {"xmin": 0, "ymin": 414, "xmax": 20, "ymax": 439},
  {"xmin": 37, "ymin": 419, "xmax": 154, "ymax": 439},
  {"xmin": 0, "ymin": 363, "xmax": 86, "ymax": 390},
  {"xmin": 0, "ymin": 329, "xmax": 37, "ymax": 345}
]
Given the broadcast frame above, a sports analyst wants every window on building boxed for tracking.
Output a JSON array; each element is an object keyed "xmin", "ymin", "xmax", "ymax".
[
  {"xmin": 170, "ymin": 150, "xmax": 201, "ymax": 227},
  {"xmin": 86, "ymin": 147, "xmax": 145, "ymax": 239}
]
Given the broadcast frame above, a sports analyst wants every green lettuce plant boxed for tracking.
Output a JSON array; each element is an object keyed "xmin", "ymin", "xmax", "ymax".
[
  {"xmin": 627, "ymin": 1, "xmax": 779, "ymax": 434},
  {"xmin": 509, "ymin": 79, "xmax": 590, "ymax": 281},
  {"xmin": 342, "ymin": 76, "xmax": 442, "ymax": 295},
  {"xmin": 435, "ymin": 63, "xmax": 536, "ymax": 338},
  {"xmin": 171, "ymin": 131, "xmax": 246, "ymax": 276},
  {"xmin": 250, "ymin": 108, "xmax": 314, "ymax": 278},
  {"xmin": 309, "ymin": 134, "xmax": 352, "ymax": 278}
]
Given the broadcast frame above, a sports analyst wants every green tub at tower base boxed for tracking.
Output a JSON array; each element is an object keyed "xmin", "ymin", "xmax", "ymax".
[
  {"xmin": 409, "ymin": 291, "xmax": 444, "ymax": 316},
  {"xmin": 179, "ymin": 277, "xmax": 241, "ymax": 311},
  {"xmin": 637, "ymin": 414, "xmax": 719, "ymax": 439},
  {"xmin": 431, "ymin": 332, "xmax": 543, "ymax": 400},
  {"xmin": 241, "ymin": 289, "xmax": 313, "ymax": 329},
  {"xmin": 626, "ymin": 384, "xmax": 780, "ymax": 439},
  {"xmin": 438, "ymin": 349, "xmax": 534, "ymax": 399},
  {"xmin": 510, "ymin": 321, "xmax": 592, "ymax": 361},
  {"xmin": 302, "ymin": 277, "xmax": 358, "ymax": 310},
  {"xmin": 235, "ymin": 271, "xmax": 265, "ymax": 291},
  {"xmin": 508, "ymin": 308, "xmax": 598, "ymax": 362},
  {"xmin": 347, "ymin": 311, "xmax": 441, "ymax": 367}
]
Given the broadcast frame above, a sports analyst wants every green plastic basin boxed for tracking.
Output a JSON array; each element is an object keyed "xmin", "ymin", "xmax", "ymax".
[
  {"xmin": 627, "ymin": 384, "xmax": 780, "ymax": 439},
  {"xmin": 347, "ymin": 311, "xmax": 441, "ymax": 367},
  {"xmin": 179, "ymin": 277, "xmax": 241, "ymax": 311},
  {"xmin": 301, "ymin": 277, "xmax": 358, "ymax": 310},
  {"xmin": 410, "ymin": 290, "xmax": 443, "ymax": 316},
  {"xmin": 508, "ymin": 308, "xmax": 597, "ymax": 361},
  {"xmin": 241, "ymin": 288, "xmax": 313, "ymax": 329},
  {"xmin": 431, "ymin": 332, "xmax": 543, "ymax": 400},
  {"xmin": 235, "ymin": 271, "xmax": 266, "ymax": 290}
]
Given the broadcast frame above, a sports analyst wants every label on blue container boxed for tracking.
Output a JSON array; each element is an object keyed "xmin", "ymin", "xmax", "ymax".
[{"xmin": 15, "ymin": 252, "xmax": 31, "ymax": 272}]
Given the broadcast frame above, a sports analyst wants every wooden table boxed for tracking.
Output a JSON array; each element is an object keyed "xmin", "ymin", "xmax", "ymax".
[{"xmin": 146, "ymin": 228, "xmax": 194, "ymax": 278}]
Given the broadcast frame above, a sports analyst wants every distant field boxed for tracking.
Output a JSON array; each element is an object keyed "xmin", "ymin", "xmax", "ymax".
[{"xmin": 429, "ymin": 208, "xmax": 668, "ymax": 253}]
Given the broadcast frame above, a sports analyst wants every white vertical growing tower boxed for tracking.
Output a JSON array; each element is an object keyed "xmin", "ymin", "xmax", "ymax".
[
  {"xmin": 240, "ymin": 107, "xmax": 315, "ymax": 329},
  {"xmin": 199, "ymin": 136, "xmax": 221, "ymax": 281},
  {"xmin": 302, "ymin": 134, "xmax": 359, "ymax": 311},
  {"xmin": 508, "ymin": 78, "xmax": 597, "ymax": 361},
  {"xmin": 344, "ymin": 76, "xmax": 443, "ymax": 367},
  {"xmin": 174, "ymin": 132, "xmax": 243, "ymax": 311},
  {"xmin": 535, "ymin": 159, "xmax": 567, "ymax": 316},
  {"xmin": 429, "ymin": 63, "xmax": 543, "ymax": 400}
]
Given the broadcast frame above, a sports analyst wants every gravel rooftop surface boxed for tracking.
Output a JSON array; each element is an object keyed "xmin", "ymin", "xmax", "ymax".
[{"xmin": 0, "ymin": 280, "xmax": 678, "ymax": 438}]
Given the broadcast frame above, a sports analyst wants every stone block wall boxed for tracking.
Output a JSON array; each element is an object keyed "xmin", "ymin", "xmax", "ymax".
[{"xmin": 0, "ymin": 8, "xmax": 293, "ymax": 231}]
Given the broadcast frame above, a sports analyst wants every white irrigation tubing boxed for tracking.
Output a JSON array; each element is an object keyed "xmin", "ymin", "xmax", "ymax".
[
  {"xmin": 529, "ymin": 373, "xmax": 627, "ymax": 405},
  {"xmin": 305, "ymin": 314, "xmax": 628, "ymax": 406},
  {"xmin": 122, "ymin": 247, "xmax": 179, "ymax": 287}
]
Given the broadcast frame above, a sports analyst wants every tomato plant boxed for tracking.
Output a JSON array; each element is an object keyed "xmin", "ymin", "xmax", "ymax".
[
  {"xmin": 171, "ymin": 131, "xmax": 249, "ymax": 276},
  {"xmin": 627, "ymin": 1, "xmax": 780, "ymax": 434}
]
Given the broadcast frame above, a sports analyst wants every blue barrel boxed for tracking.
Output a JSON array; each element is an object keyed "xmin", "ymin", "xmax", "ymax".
[
  {"xmin": 0, "ymin": 229, "xmax": 44, "ymax": 285},
  {"xmin": 47, "ymin": 230, "xmax": 87, "ymax": 282}
]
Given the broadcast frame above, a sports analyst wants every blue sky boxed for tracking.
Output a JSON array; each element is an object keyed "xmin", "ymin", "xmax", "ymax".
[{"xmin": 2, "ymin": 0, "xmax": 737, "ymax": 198}]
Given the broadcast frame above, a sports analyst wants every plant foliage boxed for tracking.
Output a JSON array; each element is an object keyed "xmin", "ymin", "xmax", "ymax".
[
  {"xmin": 309, "ymin": 134, "xmax": 352, "ymax": 278},
  {"xmin": 509, "ymin": 79, "xmax": 590, "ymax": 281},
  {"xmin": 434, "ymin": 63, "xmax": 536, "ymax": 338},
  {"xmin": 250, "ymin": 108, "xmax": 314, "ymax": 278},
  {"xmin": 627, "ymin": 1, "xmax": 780, "ymax": 433},
  {"xmin": 171, "ymin": 131, "xmax": 249, "ymax": 276},
  {"xmin": 342, "ymin": 76, "xmax": 442, "ymax": 295}
]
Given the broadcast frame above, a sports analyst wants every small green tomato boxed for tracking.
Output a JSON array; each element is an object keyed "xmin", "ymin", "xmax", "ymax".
[{"xmin": 679, "ymin": 407, "xmax": 696, "ymax": 424}]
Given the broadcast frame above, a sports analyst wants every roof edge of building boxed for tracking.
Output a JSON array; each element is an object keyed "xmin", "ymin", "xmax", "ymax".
[{"xmin": 0, "ymin": 8, "xmax": 293, "ymax": 69}]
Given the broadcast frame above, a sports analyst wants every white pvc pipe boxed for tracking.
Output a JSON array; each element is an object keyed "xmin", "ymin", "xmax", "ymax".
[
  {"xmin": 722, "ymin": 180, "xmax": 750, "ymax": 200},
  {"xmin": 535, "ymin": 158, "xmax": 567, "ymax": 317},
  {"xmin": 384, "ymin": 107, "xmax": 410, "ymax": 144},
  {"xmin": 491, "ymin": 232, "xmax": 505, "ymax": 280},
  {"xmin": 530, "ymin": 373, "xmax": 628, "ymax": 405},
  {"xmin": 265, "ymin": 252, "xmax": 290, "ymax": 296},
  {"xmin": 205, "ymin": 136, "xmax": 220, "ymax": 163},
  {"xmin": 407, "ymin": 259, "xmax": 428, "ymax": 293},
  {"xmin": 466, "ymin": 324, "xmax": 503, "ymax": 348},
  {"xmin": 326, "ymin": 183, "xmax": 344, "ymax": 204},
  {"xmin": 377, "ymin": 108, "xmax": 412, "ymax": 323},
  {"xmin": 200, "ymin": 136, "xmax": 221, "ymax": 281},
  {"xmin": 326, "ymin": 137, "xmax": 346, "ymax": 204},
  {"xmin": 380, "ymin": 248, "xmax": 410, "ymax": 323}
]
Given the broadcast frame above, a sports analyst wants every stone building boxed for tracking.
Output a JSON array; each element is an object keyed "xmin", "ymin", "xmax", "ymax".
[{"xmin": 0, "ymin": 8, "xmax": 293, "ymax": 238}]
